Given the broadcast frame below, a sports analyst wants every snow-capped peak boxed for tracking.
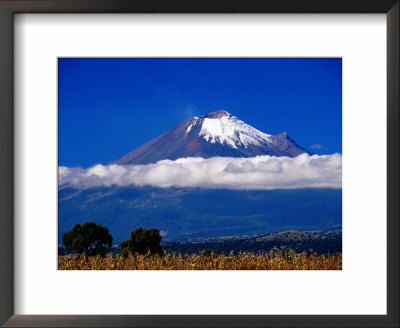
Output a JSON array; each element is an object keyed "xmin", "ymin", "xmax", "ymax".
[
  {"xmin": 197, "ymin": 110, "xmax": 272, "ymax": 149},
  {"xmin": 111, "ymin": 110, "xmax": 309, "ymax": 165}
]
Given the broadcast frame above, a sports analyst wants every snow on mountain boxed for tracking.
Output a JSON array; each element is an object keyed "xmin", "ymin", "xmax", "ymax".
[
  {"xmin": 110, "ymin": 110, "xmax": 311, "ymax": 165},
  {"xmin": 197, "ymin": 110, "xmax": 272, "ymax": 149}
]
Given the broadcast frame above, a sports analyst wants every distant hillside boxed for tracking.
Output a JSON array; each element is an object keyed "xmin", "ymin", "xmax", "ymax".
[
  {"xmin": 163, "ymin": 230, "xmax": 342, "ymax": 255},
  {"xmin": 59, "ymin": 186, "xmax": 342, "ymax": 243}
]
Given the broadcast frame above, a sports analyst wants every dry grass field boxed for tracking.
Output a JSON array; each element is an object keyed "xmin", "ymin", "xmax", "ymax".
[{"xmin": 58, "ymin": 250, "xmax": 342, "ymax": 270}]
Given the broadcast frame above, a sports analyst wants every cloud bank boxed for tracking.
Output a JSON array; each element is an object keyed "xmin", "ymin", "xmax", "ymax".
[{"xmin": 59, "ymin": 153, "xmax": 342, "ymax": 190}]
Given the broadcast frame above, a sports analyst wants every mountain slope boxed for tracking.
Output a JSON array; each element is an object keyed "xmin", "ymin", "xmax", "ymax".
[
  {"xmin": 111, "ymin": 110, "xmax": 310, "ymax": 165},
  {"xmin": 58, "ymin": 186, "xmax": 342, "ymax": 243}
]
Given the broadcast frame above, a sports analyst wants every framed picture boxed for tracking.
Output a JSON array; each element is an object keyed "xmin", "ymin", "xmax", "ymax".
[
  {"xmin": 0, "ymin": 0, "xmax": 398, "ymax": 327},
  {"xmin": 57, "ymin": 57, "xmax": 343, "ymax": 270}
]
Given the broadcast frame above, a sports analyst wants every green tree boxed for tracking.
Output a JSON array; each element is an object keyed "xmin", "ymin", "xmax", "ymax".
[
  {"xmin": 62, "ymin": 221, "xmax": 113, "ymax": 257},
  {"xmin": 121, "ymin": 227, "xmax": 163, "ymax": 257}
]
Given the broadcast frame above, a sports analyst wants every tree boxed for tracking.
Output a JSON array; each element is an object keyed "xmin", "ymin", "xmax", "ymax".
[
  {"xmin": 62, "ymin": 221, "xmax": 113, "ymax": 257},
  {"xmin": 121, "ymin": 227, "xmax": 163, "ymax": 257}
]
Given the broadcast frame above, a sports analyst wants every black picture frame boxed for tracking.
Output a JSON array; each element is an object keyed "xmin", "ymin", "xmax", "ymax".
[{"xmin": 0, "ymin": 1, "xmax": 398, "ymax": 327}]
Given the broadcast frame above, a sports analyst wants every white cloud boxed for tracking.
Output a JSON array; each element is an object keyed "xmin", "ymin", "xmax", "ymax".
[{"xmin": 59, "ymin": 153, "xmax": 342, "ymax": 190}]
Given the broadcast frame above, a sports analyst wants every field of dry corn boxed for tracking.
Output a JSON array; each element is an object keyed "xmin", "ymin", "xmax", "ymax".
[{"xmin": 58, "ymin": 250, "xmax": 342, "ymax": 270}]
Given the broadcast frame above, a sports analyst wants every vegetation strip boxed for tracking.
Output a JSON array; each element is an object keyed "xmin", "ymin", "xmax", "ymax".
[{"xmin": 58, "ymin": 251, "xmax": 342, "ymax": 270}]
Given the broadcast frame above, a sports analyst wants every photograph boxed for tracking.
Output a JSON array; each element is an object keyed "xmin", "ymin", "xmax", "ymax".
[{"xmin": 58, "ymin": 58, "xmax": 342, "ymax": 270}]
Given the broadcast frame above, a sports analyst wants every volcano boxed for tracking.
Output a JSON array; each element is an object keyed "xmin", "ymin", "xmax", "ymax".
[{"xmin": 111, "ymin": 110, "xmax": 310, "ymax": 165}]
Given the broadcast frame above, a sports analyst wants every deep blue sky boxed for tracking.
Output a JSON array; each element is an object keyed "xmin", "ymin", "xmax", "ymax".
[{"xmin": 59, "ymin": 58, "xmax": 342, "ymax": 167}]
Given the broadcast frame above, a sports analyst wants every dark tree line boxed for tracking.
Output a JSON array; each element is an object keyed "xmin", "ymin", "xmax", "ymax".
[
  {"xmin": 62, "ymin": 222, "xmax": 341, "ymax": 257},
  {"xmin": 62, "ymin": 222, "xmax": 163, "ymax": 257}
]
